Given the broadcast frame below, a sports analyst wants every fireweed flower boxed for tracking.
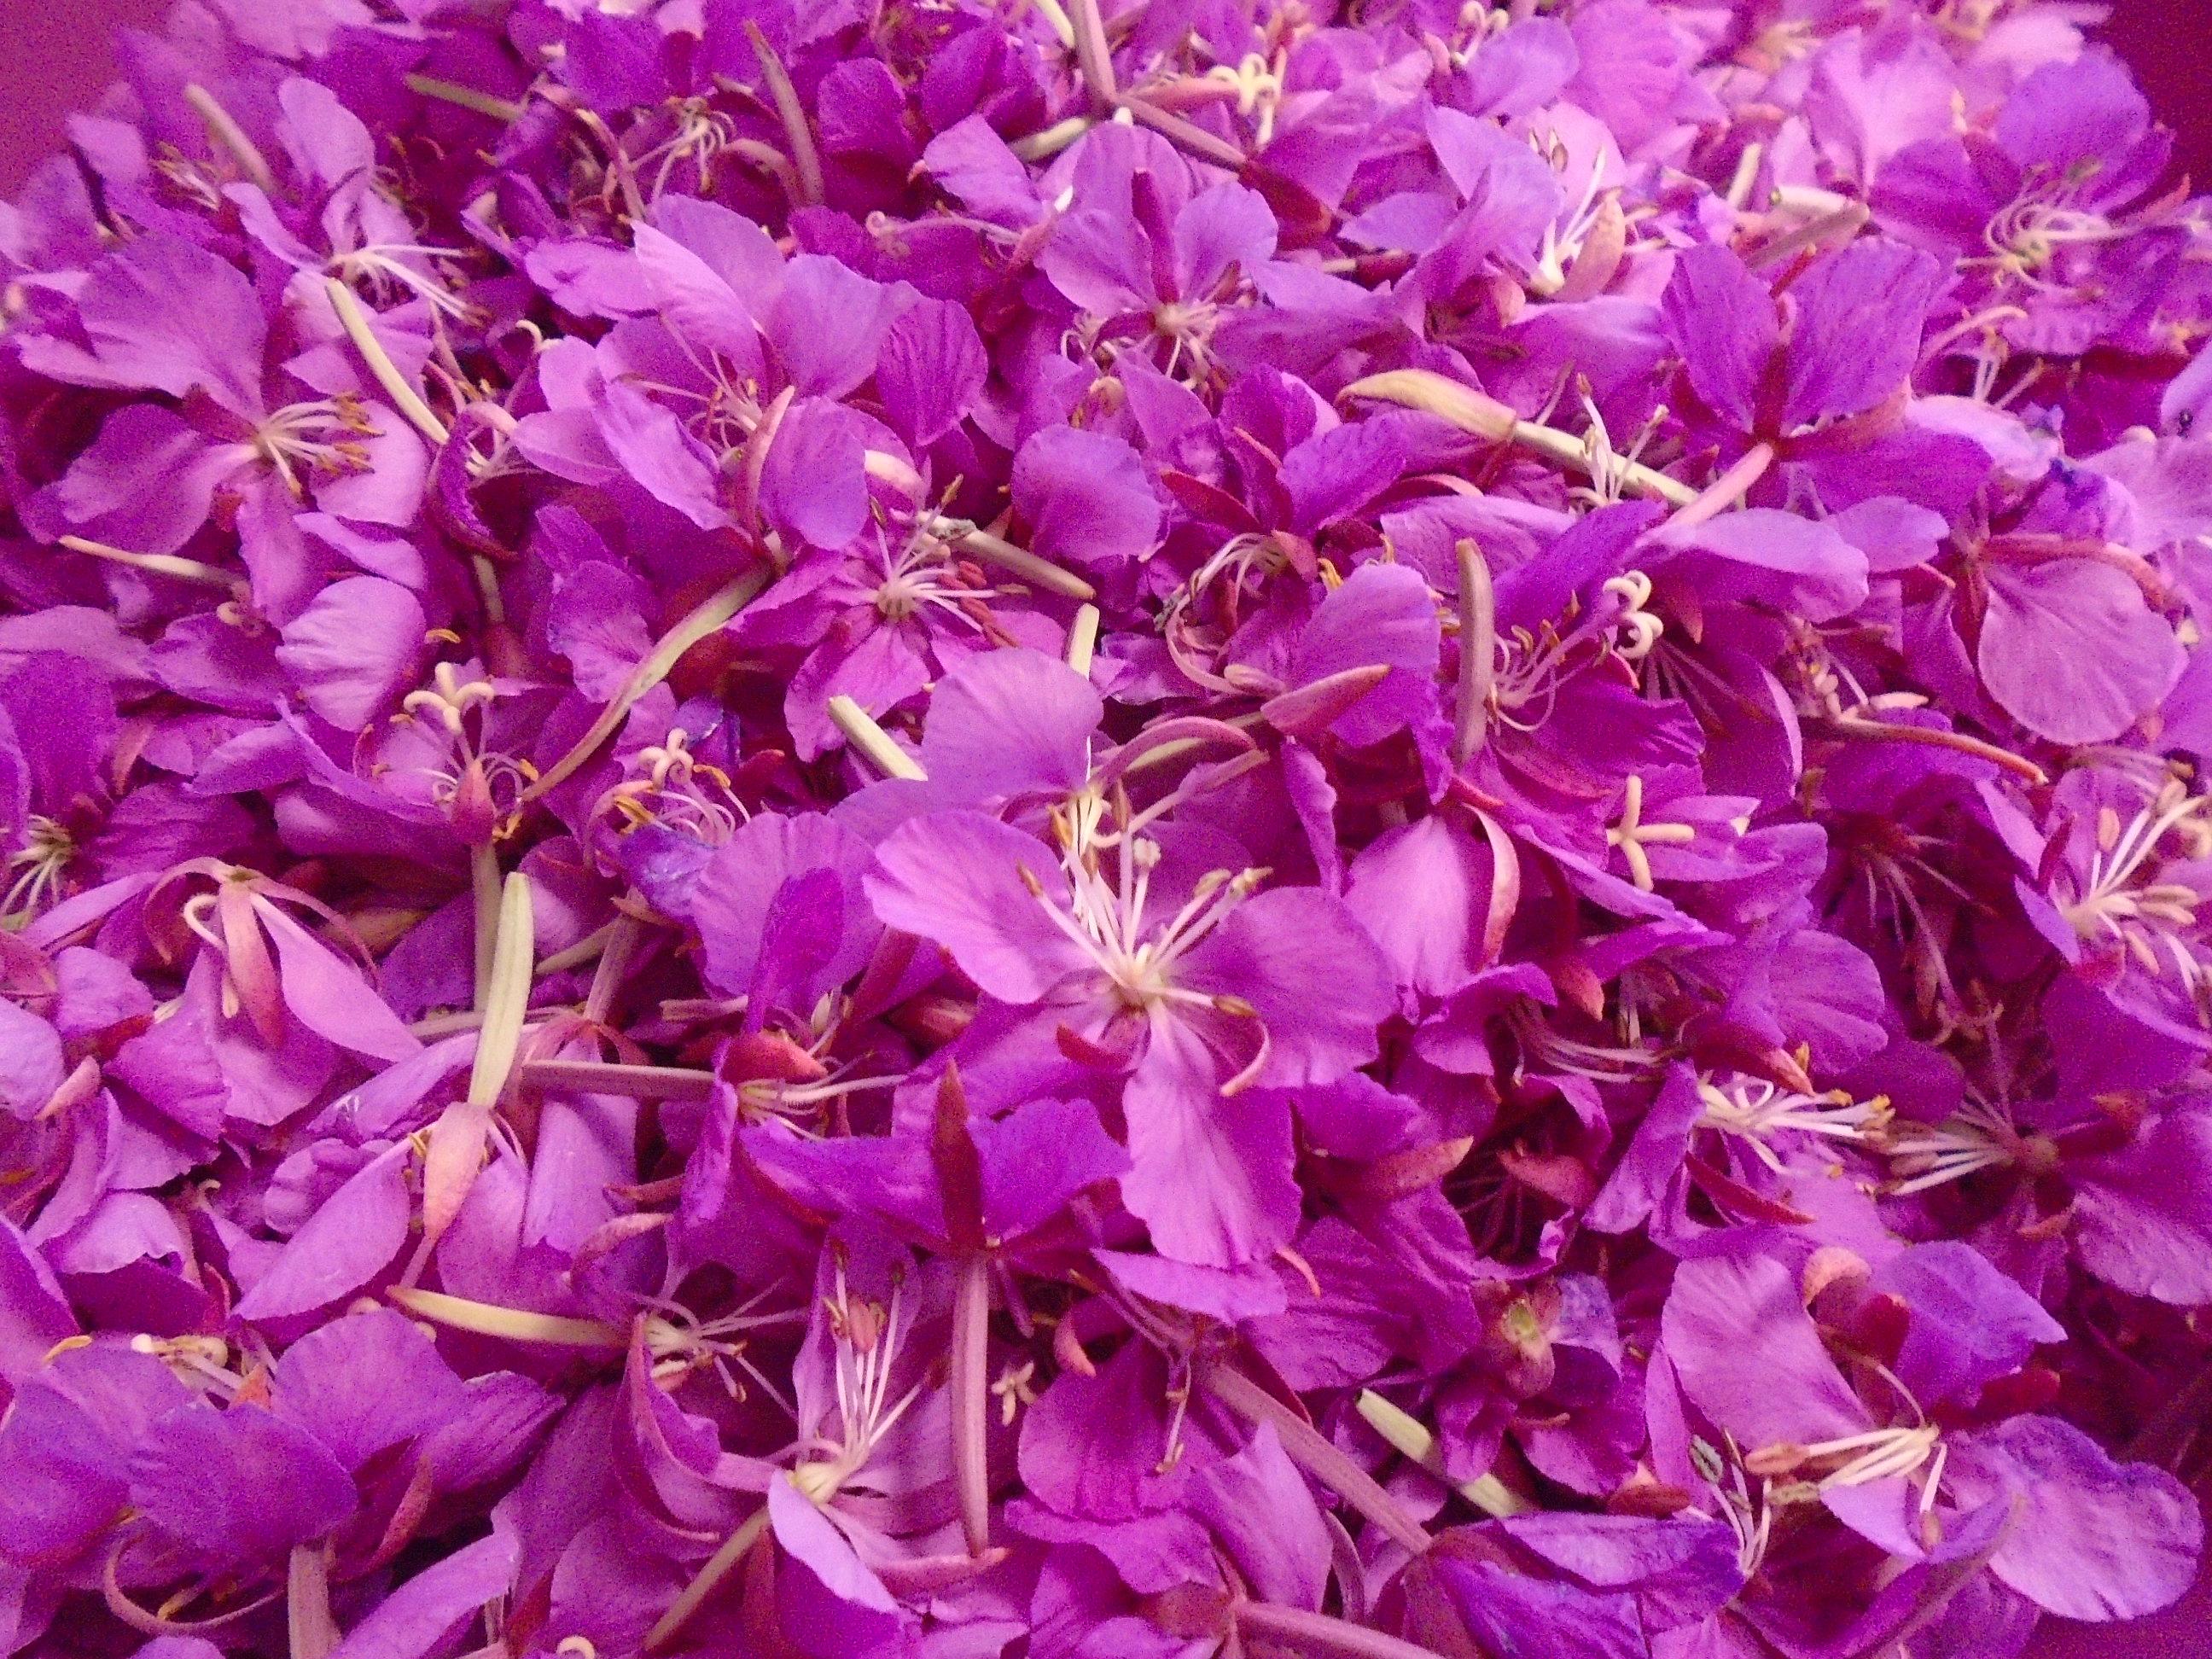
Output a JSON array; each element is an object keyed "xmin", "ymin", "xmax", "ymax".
[{"xmin": 0, "ymin": 3, "xmax": 2203, "ymax": 1656}]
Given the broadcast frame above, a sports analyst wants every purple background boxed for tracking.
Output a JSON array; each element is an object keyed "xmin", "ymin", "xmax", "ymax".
[{"xmin": 0, "ymin": 2, "xmax": 2204, "ymax": 1654}]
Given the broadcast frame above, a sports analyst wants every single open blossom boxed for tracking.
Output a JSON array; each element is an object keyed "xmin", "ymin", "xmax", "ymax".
[
  {"xmin": 0, "ymin": 3, "xmax": 2201, "ymax": 1657},
  {"xmin": 867, "ymin": 804, "xmax": 1392, "ymax": 1266}
]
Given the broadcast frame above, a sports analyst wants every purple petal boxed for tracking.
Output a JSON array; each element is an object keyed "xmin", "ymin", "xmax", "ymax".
[
  {"xmin": 2069, "ymin": 1109, "xmax": 2212, "ymax": 1305},
  {"xmin": 1660, "ymin": 1252, "xmax": 1869, "ymax": 1450},
  {"xmin": 259, "ymin": 905, "xmax": 421, "ymax": 1062},
  {"xmin": 24, "ymin": 404, "xmax": 231, "ymax": 555},
  {"xmin": 21, "ymin": 231, "xmax": 266, "ymax": 415},
  {"xmin": 268, "ymin": 1307, "xmax": 469, "ymax": 1470},
  {"xmin": 1345, "ymin": 813, "xmax": 1500, "ymax": 1001},
  {"xmin": 693, "ymin": 812, "xmax": 879, "ymax": 1002},
  {"xmin": 131, "ymin": 1401, "xmax": 358, "ymax": 1567},
  {"xmin": 328, "ymin": 1531, "xmax": 519, "ymax": 1659},
  {"xmin": 1946, "ymin": 1415, "xmax": 2202, "ymax": 1621},
  {"xmin": 1181, "ymin": 888, "xmax": 1394, "ymax": 1086},
  {"xmin": 1012, "ymin": 427, "xmax": 1162, "ymax": 571},
  {"xmin": 917, "ymin": 647, "xmax": 1101, "ymax": 806},
  {"xmin": 595, "ymin": 381, "xmax": 729, "ymax": 531},
  {"xmin": 275, "ymin": 577, "xmax": 426, "ymax": 731},
  {"xmin": 1978, "ymin": 558, "xmax": 2184, "ymax": 744},
  {"xmin": 1189, "ymin": 1423, "xmax": 1330, "ymax": 1610},
  {"xmin": 864, "ymin": 811, "xmax": 1089, "ymax": 1003},
  {"xmin": 233, "ymin": 1141, "xmax": 411, "ymax": 1321},
  {"xmin": 1660, "ymin": 247, "xmax": 1777, "ymax": 433},
  {"xmin": 976, "ymin": 1096, "xmax": 1130, "ymax": 1241},
  {"xmin": 876, "ymin": 299, "xmax": 987, "ymax": 448},
  {"xmin": 1781, "ymin": 239, "xmax": 1947, "ymax": 428},
  {"xmin": 760, "ymin": 398, "xmax": 870, "ymax": 550},
  {"xmin": 1874, "ymin": 1243, "xmax": 2064, "ymax": 1407},
  {"xmin": 1122, "ymin": 1016, "xmax": 1300, "ymax": 1267}
]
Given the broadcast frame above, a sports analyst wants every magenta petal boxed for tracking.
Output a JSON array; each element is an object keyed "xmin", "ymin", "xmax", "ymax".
[
  {"xmin": 324, "ymin": 1530, "xmax": 518, "ymax": 1659},
  {"xmin": 23, "ymin": 231, "xmax": 267, "ymax": 414},
  {"xmin": 876, "ymin": 298, "xmax": 987, "ymax": 449},
  {"xmin": 765, "ymin": 1475, "xmax": 903, "ymax": 1631},
  {"xmin": 1978, "ymin": 558, "xmax": 2184, "ymax": 744},
  {"xmin": 1659, "ymin": 247, "xmax": 1778, "ymax": 432},
  {"xmin": 24, "ymin": 403, "xmax": 232, "ymax": 555},
  {"xmin": 1437, "ymin": 1555, "xmax": 1647, "ymax": 1659},
  {"xmin": 1345, "ymin": 814, "xmax": 1499, "ymax": 1001},
  {"xmin": 766, "ymin": 256, "xmax": 905, "ymax": 402},
  {"xmin": 1660, "ymin": 1252, "xmax": 1870, "ymax": 1451},
  {"xmin": 130, "ymin": 1401, "xmax": 358, "ymax": 1567},
  {"xmin": 595, "ymin": 381, "xmax": 730, "ymax": 530},
  {"xmin": 1179, "ymin": 888, "xmax": 1393, "ymax": 1086},
  {"xmin": 1874, "ymin": 1242, "xmax": 2064, "ymax": 1406},
  {"xmin": 2069, "ymin": 1109, "xmax": 2212, "ymax": 1305},
  {"xmin": 275, "ymin": 576, "xmax": 427, "ymax": 731},
  {"xmin": 1946, "ymin": 1416, "xmax": 2202, "ymax": 1621},
  {"xmin": 1781, "ymin": 238, "xmax": 1947, "ymax": 427},
  {"xmin": 0, "ymin": 1218, "xmax": 77, "ymax": 1383},
  {"xmin": 232, "ymin": 1141, "xmax": 412, "ymax": 1321},
  {"xmin": 632, "ymin": 214, "xmax": 767, "ymax": 374},
  {"xmin": 864, "ymin": 811, "xmax": 1089, "ymax": 1003},
  {"xmin": 693, "ymin": 812, "xmax": 879, "ymax": 1001},
  {"xmin": 1647, "ymin": 509, "xmax": 1869, "ymax": 621},
  {"xmin": 268, "ymin": 1307, "xmax": 469, "ymax": 1470},
  {"xmin": 1121, "ymin": 1016, "xmax": 1300, "ymax": 1267},
  {"xmin": 1189, "ymin": 1423, "xmax": 1329, "ymax": 1610},
  {"xmin": 1012, "ymin": 426, "xmax": 1162, "ymax": 571},
  {"xmin": 760, "ymin": 398, "xmax": 870, "ymax": 550},
  {"xmin": 917, "ymin": 647, "xmax": 1101, "ymax": 805},
  {"xmin": 976, "ymin": 1096, "xmax": 1130, "ymax": 1240},
  {"xmin": 257, "ymin": 905, "xmax": 422, "ymax": 1062}
]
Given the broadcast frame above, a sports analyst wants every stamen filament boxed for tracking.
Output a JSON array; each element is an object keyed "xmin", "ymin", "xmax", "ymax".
[
  {"xmin": 1068, "ymin": 0, "xmax": 1119, "ymax": 109},
  {"xmin": 471, "ymin": 845, "xmax": 501, "ymax": 1011},
  {"xmin": 742, "ymin": 23, "xmax": 823, "ymax": 207},
  {"xmin": 286, "ymin": 1545, "xmax": 339, "ymax": 1659}
]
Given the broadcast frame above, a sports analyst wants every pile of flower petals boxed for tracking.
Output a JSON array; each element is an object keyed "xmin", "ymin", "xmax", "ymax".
[{"xmin": 3, "ymin": 0, "xmax": 2212, "ymax": 1655}]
